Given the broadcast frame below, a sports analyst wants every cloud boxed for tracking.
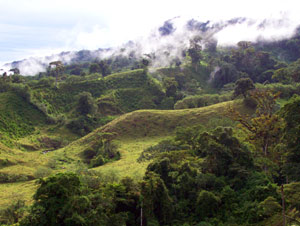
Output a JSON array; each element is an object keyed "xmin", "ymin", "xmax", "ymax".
[{"xmin": 1, "ymin": 0, "xmax": 300, "ymax": 74}]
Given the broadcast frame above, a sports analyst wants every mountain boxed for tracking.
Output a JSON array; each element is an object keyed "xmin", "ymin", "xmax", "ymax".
[
  {"xmin": 1, "ymin": 15, "xmax": 300, "ymax": 225},
  {"xmin": 3, "ymin": 16, "xmax": 300, "ymax": 76}
]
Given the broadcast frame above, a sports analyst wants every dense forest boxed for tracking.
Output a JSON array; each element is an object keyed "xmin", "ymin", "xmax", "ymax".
[{"xmin": 0, "ymin": 23, "xmax": 300, "ymax": 226}]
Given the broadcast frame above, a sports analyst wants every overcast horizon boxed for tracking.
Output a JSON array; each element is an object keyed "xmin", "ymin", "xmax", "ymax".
[{"xmin": 1, "ymin": 0, "xmax": 300, "ymax": 67}]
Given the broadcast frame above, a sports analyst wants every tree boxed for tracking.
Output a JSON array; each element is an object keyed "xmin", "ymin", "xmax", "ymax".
[
  {"xmin": 196, "ymin": 190, "xmax": 220, "ymax": 219},
  {"xmin": 233, "ymin": 78, "xmax": 255, "ymax": 98},
  {"xmin": 9, "ymin": 68, "xmax": 20, "ymax": 75},
  {"xmin": 48, "ymin": 61, "xmax": 64, "ymax": 88},
  {"xmin": 0, "ymin": 199, "xmax": 26, "ymax": 225},
  {"xmin": 237, "ymin": 41, "xmax": 252, "ymax": 49},
  {"xmin": 70, "ymin": 66, "xmax": 83, "ymax": 76},
  {"xmin": 76, "ymin": 92, "xmax": 97, "ymax": 116},
  {"xmin": 225, "ymin": 89, "xmax": 284, "ymax": 173},
  {"xmin": 212, "ymin": 62, "xmax": 239, "ymax": 88},
  {"xmin": 141, "ymin": 171, "xmax": 173, "ymax": 225},
  {"xmin": 99, "ymin": 60, "xmax": 112, "ymax": 77},
  {"xmin": 21, "ymin": 173, "xmax": 85, "ymax": 226},
  {"xmin": 280, "ymin": 95, "xmax": 300, "ymax": 181},
  {"xmin": 89, "ymin": 63, "xmax": 101, "ymax": 74},
  {"xmin": 188, "ymin": 36, "xmax": 202, "ymax": 72},
  {"xmin": 272, "ymin": 68, "xmax": 291, "ymax": 84},
  {"xmin": 163, "ymin": 77, "xmax": 178, "ymax": 97}
]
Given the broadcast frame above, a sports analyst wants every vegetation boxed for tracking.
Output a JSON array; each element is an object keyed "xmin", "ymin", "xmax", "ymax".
[{"xmin": 1, "ymin": 30, "xmax": 300, "ymax": 225}]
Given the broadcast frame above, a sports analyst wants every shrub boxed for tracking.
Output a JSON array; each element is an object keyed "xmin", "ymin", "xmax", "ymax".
[
  {"xmin": 82, "ymin": 136, "xmax": 120, "ymax": 168},
  {"xmin": 196, "ymin": 190, "xmax": 220, "ymax": 218},
  {"xmin": 0, "ymin": 172, "xmax": 29, "ymax": 183},
  {"xmin": 76, "ymin": 92, "xmax": 97, "ymax": 116},
  {"xmin": 0, "ymin": 199, "xmax": 26, "ymax": 225},
  {"xmin": 137, "ymin": 139, "xmax": 182, "ymax": 162},
  {"xmin": 174, "ymin": 94, "xmax": 231, "ymax": 109},
  {"xmin": 90, "ymin": 155, "xmax": 105, "ymax": 167},
  {"xmin": 37, "ymin": 136, "xmax": 63, "ymax": 150}
]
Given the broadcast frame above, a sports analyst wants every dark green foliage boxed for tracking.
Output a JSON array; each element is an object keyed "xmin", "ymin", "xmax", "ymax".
[
  {"xmin": 280, "ymin": 95, "xmax": 300, "ymax": 181},
  {"xmin": 163, "ymin": 77, "xmax": 178, "ymax": 97},
  {"xmin": 212, "ymin": 62, "xmax": 239, "ymax": 88},
  {"xmin": 37, "ymin": 136, "xmax": 63, "ymax": 150},
  {"xmin": 0, "ymin": 172, "xmax": 29, "ymax": 182},
  {"xmin": 233, "ymin": 78, "xmax": 255, "ymax": 98},
  {"xmin": 137, "ymin": 139, "xmax": 183, "ymax": 162},
  {"xmin": 76, "ymin": 91, "xmax": 97, "ymax": 116},
  {"xmin": 272, "ymin": 67, "xmax": 290, "ymax": 84},
  {"xmin": 21, "ymin": 173, "xmax": 89, "ymax": 226},
  {"xmin": 10, "ymin": 74, "xmax": 25, "ymax": 83},
  {"xmin": 258, "ymin": 83, "xmax": 300, "ymax": 99},
  {"xmin": 229, "ymin": 43, "xmax": 276, "ymax": 83},
  {"xmin": 196, "ymin": 190, "xmax": 220, "ymax": 219},
  {"xmin": 141, "ymin": 171, "xmax": 174, "ymax": 225},
  {"xmin": 0, "ymin": 200, "xmax": 26, "ymax": 225},
  {"xmin": 174, "ymin": 93, "xmax": 231, "ymax": 109},
  {"xmin": 272, "ymin": 59, "xmax": 300, "ymax": 84},
  {"xmin": 36, "ymin": 77, "xmax": 55, "ymax": 88},
  {"xmin": 22, "ymin": 172, "xmax": 140, "ymax": 226},
  {"xmin": 89, "ymin": 63, "xmax": 101, "ymax": 73},
  {"xmin": 139, "ymin": 126, "xmax": 265, "ymax": 225},
  {"xmin": 159, "ymin": 96, "xmax": 175, "ymax": 109},
  {"xmin": 188, "ymin": 36, "xmax": 202, "ymax": 72},
  {"xmin": 243, "ymin": 96, "xmax": 257, "ymax": 109},
  {"xmin": 99, "ymin": 60, "xmax": 112, "ymax": 77},
  {"xmin": 82, "ymin": 134, "xmax": 120, "ymax": 167},
  {"xmin": 196, "ymin": 127, "xmax": 253, "ymax": 178},
  {"xmin": 69, "ymin": 66, "xmax": 83, "ymax": 75},
  {"xmin": 67, "ymin": 115, "xmax": 115, "ymax": 136}
]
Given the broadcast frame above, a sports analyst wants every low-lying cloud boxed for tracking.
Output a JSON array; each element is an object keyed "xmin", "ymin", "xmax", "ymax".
[{"xmin": 2, "ymin": 13, "xmax": 300, "ymax": 75}]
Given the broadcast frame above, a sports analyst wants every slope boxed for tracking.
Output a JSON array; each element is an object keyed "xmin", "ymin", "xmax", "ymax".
[
  {"xmin": 51, "ymin": 100, "xmax": 250, "ymax": 176},
  {"xmin": 0, "ymin": 99, "xmax": 251, "ymax": 208}
]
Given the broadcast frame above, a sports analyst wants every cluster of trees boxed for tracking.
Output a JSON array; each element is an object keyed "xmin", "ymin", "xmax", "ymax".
[{"xmin": 2, "ymin": 93, "xmax": 298, "ymax": 225}]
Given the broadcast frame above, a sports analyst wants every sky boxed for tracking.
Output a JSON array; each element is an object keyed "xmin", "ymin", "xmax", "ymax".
[{"xmin": 0, "ymin": 0, "xmax": 300, "ymax": 67}]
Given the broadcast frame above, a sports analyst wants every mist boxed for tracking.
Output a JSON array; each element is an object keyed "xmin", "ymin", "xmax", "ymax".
[{"xmin": 2, "ymin": 14, "xmax": 299, "ymax": 75}]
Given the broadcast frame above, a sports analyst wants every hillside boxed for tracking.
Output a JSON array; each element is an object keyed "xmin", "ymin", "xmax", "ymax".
[
  {"xmin": 0, "ymin": 100, "xmax": 246, "ymax": 205},
  {"xmin": 1, "ymin": 24, "xmax": 300, "ymax": 225}
]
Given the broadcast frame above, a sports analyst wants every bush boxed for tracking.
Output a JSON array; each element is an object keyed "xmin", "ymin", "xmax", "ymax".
[
  {"xmin": 76, "ymin": 92, "xmax": 97, "ymax": 116},
  {"xmin": 67, "ymin": 115, "xmax": 115, "ymax": 136},
  {"xmin": 38, "ymin": 136, "xmax": 63, "ymax": 149},
  {"xmin": 0, "ymin": 172, "xmax": 29, "ymax": 183},
  {"xmin": 137, "ymin": 139, "xmax": 182, "ymax": 162},
  {"xmin": 174, "ymin": 94, "xmax": 231, "ymax": 109},
  {"xmin": 90, "ymin": 155, "xmax": 105, "ymax": 167},
  {"xmin": 243, "ymin": 96, "xmax": 257, "ymax": 109},
  {"xmin": 159, "ymin": 97, "xmax": 175, "ymax": 109},
  {"xmin": 82, "ymin": 136, "xmax": 120, "ymax": 168},
  {"xmin": 0, "ymin": 199, "xmax": 26, "ymax": 225},
  {"xmin": 36, "ymin": 77, "xmax": 55, "ymax": 88},
  {"xmin": 196, "ymin": 190, "xmax": 220, "ymax": 218}
]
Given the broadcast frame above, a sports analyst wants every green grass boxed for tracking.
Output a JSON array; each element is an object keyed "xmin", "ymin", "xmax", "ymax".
[
  {"xmin": 94, "ymin": 136, "xmax": 169, "ymax": 180},
  {"xmin": 0, "ymin": 180, "xmax": 38, "ymax": 207},
  {"xmin": 0, "ymin": 99, "xmax": 252, "ymax": 208},
  {"xmin": 45, "ymin": 99, "xmax": 250, "ymax": 175},
  {"xmin": 0, "ymin": 92, "xmax": 46, "ymax": 143},
  {"xmin": 99, "ymin": 100, "xmax": 247, "ymax": 138}
]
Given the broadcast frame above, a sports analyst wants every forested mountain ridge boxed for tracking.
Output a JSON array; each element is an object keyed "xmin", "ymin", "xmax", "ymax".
[{"xmin": 0, "ymin": 19, "xmax": 300, "ymax": 225}]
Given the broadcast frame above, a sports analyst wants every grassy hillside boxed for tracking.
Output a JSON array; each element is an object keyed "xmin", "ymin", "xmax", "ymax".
[
  {"xmin": 0, "ymin": 100, "xmax": 250, "ymax": 208},
  {"xmin": 47, "ymin": 99, "xmax": 249, "ymax": 174},
  {"xmin": 0, "ymin": 92, "xmax": 46, "ymax": 145},
  {"xmin": 29, "ymin": 69, "xmax": 164, "ymax": 118}
]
